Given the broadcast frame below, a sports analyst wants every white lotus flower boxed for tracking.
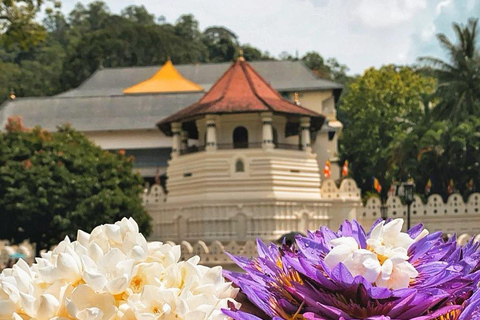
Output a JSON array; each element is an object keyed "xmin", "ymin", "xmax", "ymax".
[
  {"xmin": 66, "ymin": 284, "xmax": 116, "ymax": 320},
  {"xmin": 128, "ymin": 285, "xmax": 180, "ymax": 319},
  {"xmin": 0, "ymin": 217, "xmax": 239, "ymax": 320},
  {"xmin": 324, "ymin": 219, "xmax": 428, "ymax": 289},
  {"xmin": 82, "ymin": 248, "xmax": 135, "ymax": 295}
]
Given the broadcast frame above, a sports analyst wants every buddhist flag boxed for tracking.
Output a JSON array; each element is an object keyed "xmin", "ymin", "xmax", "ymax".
[
  {"xmin": 342, "ymin": 160, "xmax": 349, "ymax": 178},
  {"xmin": 467, "ymin": 179, "xmax": 474, "ymax": 191},
  {"xmin": 447, "ymin": 179, "xmax": 455, "ymax": 195},
  {"xmin": 373, "ymin": 177, "xmax": 382, "ymax": 193},
  {"xmin": 425, "ymin": 179, "xmax": 432, "ymax": 194},
  {"xmin": 417, "ymin": 147, "xmax": 433, "ymax": 161},
  {"xmin": 323, "ymin": 160, "xmax": 331, "ymax": 179},
  {"xmin": 388, "ymin": 184, "xmax": 396, "ymax": 197}
]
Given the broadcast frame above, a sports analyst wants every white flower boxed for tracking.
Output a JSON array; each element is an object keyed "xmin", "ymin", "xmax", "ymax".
[
  {"xmin": 0, "ymin": 217, "xmax": 239, "ymax": 320},
  {"xmin": 324, "ymin": 219, "xmax": 428, "ymax": 289},
  {"xmin": 66, "ymin": 284, "xmax": 116, "ymax": 320},
  {"xmin": 82, "ymin": 248, "xmax": 135, "ymax": 295},
  {"xmin": 128, "ymin": 285, "xmax": 180, "ymax": 319}
]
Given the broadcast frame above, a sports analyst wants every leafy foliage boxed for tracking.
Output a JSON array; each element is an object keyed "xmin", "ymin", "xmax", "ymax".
[
  {"xmin": 0, "ymin": 117, "xmax": 150, "ymax": 252},
  {"xmin": 339, "ymin": 66, "xmax": 436, "ymax": 197},
  {"xmin": 0, "ymin": 0, "xmax": 58, "ymax": 49},
  {"xmin": 340, "ymin": 18, "xmax": 480, "ymax": 200},
  {"xmin": 0, "ymin": 1, "xmax": 349, "ymax": 103},
  {"xmin": 420, "ymin": 19, "xmax": 480, "ymax": 123}
]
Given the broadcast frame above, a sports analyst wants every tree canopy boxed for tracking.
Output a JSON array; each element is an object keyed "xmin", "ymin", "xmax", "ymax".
[
  {"xmin": 339, "ymin": 66, "xmax": 436, "ymax": 197},
  {"xmin": 0, "ymin": 117, "xmax": 150, "ymax": 252},
  {"xmin": 0, "ymin": 1, "xmax": 349, "ymax": 103},
  {"xmin": 339, "ymin": 18, "xmax": 480, "ymax": 200}
]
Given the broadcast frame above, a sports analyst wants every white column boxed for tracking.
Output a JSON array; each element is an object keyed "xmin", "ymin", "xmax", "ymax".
[
  {"xmin": 300, "ymin": 117, "xmax": 311, "ymax": 152},
  {"xmin": 261, "ymin": 112, "xmax": 274, "ymax": 150},
  {"xmin": 205, "ymin": 115, "xmax": 217, "ymax": 151},
  {"xmin": 181, "ymin": 131, "xmax": 188, "ymax": 152},
  {"xmin": 171, "ymin": 122, "xmax": 182, "ymax": 158}
]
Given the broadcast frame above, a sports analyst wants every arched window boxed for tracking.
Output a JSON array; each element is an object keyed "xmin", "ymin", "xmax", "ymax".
[
  {"xmin": 235, "ymin": 159, "xmax": 245, "ymax": 172},
  {"xmin": 233, "ymin": 126, "xmax": 248, "ymax": 148},
  {"xmin": 272, "ymin": 127, "xmax": 278, "ymax": 147}
]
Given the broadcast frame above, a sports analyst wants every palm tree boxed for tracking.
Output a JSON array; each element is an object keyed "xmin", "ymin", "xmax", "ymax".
[{"xmin": 420, "ymin": 18, "xmax": 480, "ymax": 122}]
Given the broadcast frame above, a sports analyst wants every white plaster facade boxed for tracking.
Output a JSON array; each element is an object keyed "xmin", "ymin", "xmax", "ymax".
[
  {"xmin": 359, "ymin": 193, "xmax": 480, "ymax": 235},
  {"xmin": 146, "ymin": 106, "xmax": 360, "ymax": 244},
  {"xmin": 286, "ymin": 91, "xmax": 343, "ymax": 180},
  {"xmin": 84, "ymin": 129, "xmax": 170, "ymax": 150}
]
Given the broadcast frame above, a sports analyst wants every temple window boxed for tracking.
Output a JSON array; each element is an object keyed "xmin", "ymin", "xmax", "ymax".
[
  {"xmin": 235, "ymin": 159, "xmax": 245, "ymax": 172},
  {"xmin": 233, "ymin": 126, "xmax": 248, "ymax": 148}
]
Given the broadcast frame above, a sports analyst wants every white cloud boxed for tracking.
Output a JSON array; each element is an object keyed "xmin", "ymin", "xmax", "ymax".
[
  {"xmin": 351, "ymin": 0, "xmax": 427, "ymax": 28},
  {"xmin": 436, "ymin": 0, "xmax": 452, "ymax": 15}
]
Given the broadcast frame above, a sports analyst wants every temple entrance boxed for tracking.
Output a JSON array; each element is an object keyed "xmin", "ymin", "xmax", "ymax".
[{"xmin": 233, "ymin": 126, "xmax": 249, "ymax": 148}]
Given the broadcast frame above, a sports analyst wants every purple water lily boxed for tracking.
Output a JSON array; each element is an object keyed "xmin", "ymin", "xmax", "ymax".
[{"xmin": 223, "ymin": 219, "xmax": 480, "ymax": 320}]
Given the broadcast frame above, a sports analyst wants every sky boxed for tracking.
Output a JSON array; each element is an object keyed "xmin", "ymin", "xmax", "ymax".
[{"xmin": 59, "ymin": 0, "xmax": 479, "ymax": 75}]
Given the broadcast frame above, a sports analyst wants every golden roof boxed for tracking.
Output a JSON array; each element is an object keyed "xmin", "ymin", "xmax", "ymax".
[{"xmin": 123, "ymin": 60, "xmax": 203, "ymax": 94}]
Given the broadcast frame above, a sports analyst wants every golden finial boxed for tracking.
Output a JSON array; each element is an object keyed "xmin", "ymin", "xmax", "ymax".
[
  {"xmin": 294, "ymin": 92, "xmax": 300, "ymax": 105},
  {"xmin": 238, "ymin": 49, "xmax": 245, "ymax": 61},
  {"xmin": 9, "ymin": 89, "xmax": 16, "ymax": 100}
]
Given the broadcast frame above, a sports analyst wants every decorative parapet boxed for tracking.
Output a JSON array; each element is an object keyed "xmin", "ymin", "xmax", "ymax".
[
  {"xmin": 318, "ymin": 178, "xmax": 361, "ymax": 201},
  {"xmin": 144, "ymin": 178, "xmax": 362, "ymax": 205},
  {"xmin": 168, "ymin": 240, "xmax": 258, "ymax": 268},
  {"xmin": 359, "ymin": 193, "xmax": 480, "ymax": 235},
  {"xmin": 142, "ymin": 184, "xmax": 166, "ymax": 205}
]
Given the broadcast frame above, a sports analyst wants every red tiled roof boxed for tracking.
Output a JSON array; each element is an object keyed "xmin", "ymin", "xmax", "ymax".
[{"xmin": 157, "ymin": 59, "xmax": 324, "ymax": 133}]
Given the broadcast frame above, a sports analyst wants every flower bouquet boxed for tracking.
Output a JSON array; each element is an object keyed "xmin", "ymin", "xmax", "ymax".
[
  {"xmin": 224, "ymin": 219, "xmax": 480, "ymax": 320},
  {"xmin": 0, "ymin": 218, "xmax": 238, "ymax": 319}
]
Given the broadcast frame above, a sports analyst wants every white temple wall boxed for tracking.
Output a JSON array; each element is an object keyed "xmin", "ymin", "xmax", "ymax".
[
  {"xmin": 165, "ymin": 148, "xmax": 322, "ymax": 203},
  {"xmin": 84, "ymin": 129, "xmax": 170, "ymax": 149},
  {"xmin": 358, "ymin": 193, "xmax": 480, "ymax": 235},
  {"xmin": 292, "ymin": 90, "xmax": 333, "ymax": 115}
]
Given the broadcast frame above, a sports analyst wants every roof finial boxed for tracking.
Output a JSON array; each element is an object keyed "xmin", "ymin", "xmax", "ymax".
[
  {"xmin": 294, "ymin": 92, "xmax": 300, "ymax": 105},
  {"xmin": 238, "ymin": 49, "xmax": 245, "ymax": 61},
  {"xmin": 9, "ymin": 89, "xmax": 16, "ymax": 100}
]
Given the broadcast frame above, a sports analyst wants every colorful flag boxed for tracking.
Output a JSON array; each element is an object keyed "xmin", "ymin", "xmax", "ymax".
[
  {"xmin": 342, "ymin": 160, "xmax": 349, "ymax": 178},
  {"xmin": 323, "ymin": 160, "xmax": 331, "ymax": 179},
  {"xmin": 417, "ymin": 147, "xmax": 433, "ymax": 161},
  {"xmin": 467, "ymin": 178, "xmax": 474, "ymax": 191},
  {"xmin": 425, "ymin": 179, "xmax": 432, "ymax": 194},
  {"xmin": 447, "ymin": 179, "xmax": 455, "ymax": 195},
  {"xmin": 373, "ymin": 177, "xmax": 382, "ymax": 193},
  {"xmin": 388, "ymin": 184, "xmax": 396, "ymax": 197}
]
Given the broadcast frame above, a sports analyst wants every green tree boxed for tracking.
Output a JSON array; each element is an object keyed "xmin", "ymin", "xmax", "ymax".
[
  {"xmin": 420, "ymin": 18, "xmax": 480, "ymax": 122},
  {"xmin": 0, "ymin": 117, "xmax": 150, "ymax": 253},
  {"xmin": 302, "ymin": 51, "xmax": 330, "ymax": 78},
  {"xmin": 0, "ymin": 0, "xmax": 60, "ymax": 49},
  {"xmin": 203, "ymin": 26, "xmax": 238, "ymax": 62},
  {"xmin": 339, "ymin": 65, "xmax": 436, "ymax": 197},
  {"xmin": 121, "ymin": 5, "xmax": 155, "ymax": 25},
  {"xmin": 240, "ymin": 44, "xmax": 273, "ymax": 61}
]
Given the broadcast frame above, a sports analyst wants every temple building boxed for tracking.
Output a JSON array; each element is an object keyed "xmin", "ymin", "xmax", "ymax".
[
  {"xmin": 0, "ymin": 58, "xmax": 343, "ymax": 185},
  {"xmin": 145, "ymin": 56, "xmax": 360, "ymax": 244}
]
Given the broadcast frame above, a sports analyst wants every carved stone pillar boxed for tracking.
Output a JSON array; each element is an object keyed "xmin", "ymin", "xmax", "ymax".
[
  {"xmin": 300, "ymin": 117, "xmax": 311, "ymax": 152},
  {"xmin": 205, "ymin": 115, "xmax": 217, "ymax": 151},
  {"xmin": 171, "ymin": 122, "xmax": 181, "ymax": 158},
  {"xmin": 261, "ymin": 112, "xmax": 274, "ymax": 150}
]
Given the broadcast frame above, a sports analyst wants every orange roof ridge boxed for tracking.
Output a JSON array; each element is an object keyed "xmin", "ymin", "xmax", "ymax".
[
  {"xmin": 124, "ymin": 60, "xmax": 203, "ymax": 94},
  {"xmin": 157, "ymin": 59, "xmax": 324, "ymax": 135}
]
